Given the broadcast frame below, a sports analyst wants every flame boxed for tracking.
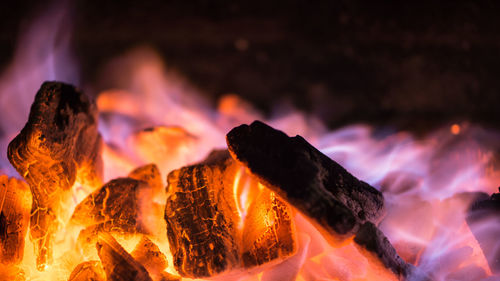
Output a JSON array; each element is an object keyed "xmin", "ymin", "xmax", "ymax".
[{"xmin": 0, "ymin": 3, "xmax": 498, "ymax": 281}]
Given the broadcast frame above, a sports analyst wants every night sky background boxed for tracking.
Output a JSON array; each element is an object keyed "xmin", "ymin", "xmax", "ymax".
[{"xmin": 1, "ymin": 0, "xmax": 499, "ymax": 133}]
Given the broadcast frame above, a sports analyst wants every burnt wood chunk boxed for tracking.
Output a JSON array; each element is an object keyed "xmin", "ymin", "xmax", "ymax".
[
  {"xmin": 7, "ymin": 81, "xmax": 103, "ymax": 270},
  {"xmin": 129, "ymin": 164, "xmax": 163, "ymax": 198},
  {"xmin": 76, "ymin": 222, "xmax": 136, "ymax": 259},
  {"xmin": 165, "ymin": 156, "xmax": 240, "ymax": 278},
  {"xmin": 354, "ymin": 222, "xmax": 408, "ymax": 278},
  {"xmin": 70, "ymin": 178, "xmax": 154, "ymax": 234},
  {"xmin": 68, "ymin": 261, "xmax": 105, "ymax": 281},
  {"xmin": 0, "ymin": 176, "xmax": 32, "ymax": 264},
  {"xmin": 96, "ymin": 234, "xmax": 153, "ymax": 281},
  {"xmin": 131, "ymin": 236, "xmax": 168, "ymax": 276},
  {"xmin": 241, "ymin": 188, "xmax": 296, "ymax": 267},
  {"xmin": 226, "ymin": 121, "xmax": 385, "ymax": 240},
  {"xmin": 466, "ymin": 188, "xmax": 500, "ymax": 274}
]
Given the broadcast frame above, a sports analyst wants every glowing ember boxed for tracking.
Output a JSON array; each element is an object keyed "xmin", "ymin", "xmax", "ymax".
[{"xmin": 0, "ymin": 4, "xmax": 498, "ymax": 281}]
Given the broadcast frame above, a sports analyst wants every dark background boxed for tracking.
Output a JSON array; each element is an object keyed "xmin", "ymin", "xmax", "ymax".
[{"xmin": 1, "ymin": 0, "xmax": 499, "ymax": 133}]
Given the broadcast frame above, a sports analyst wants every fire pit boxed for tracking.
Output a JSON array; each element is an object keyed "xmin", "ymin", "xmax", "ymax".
[{"xmin": 0, "ymin": 2, "xmax": 499, "ymax": 281}]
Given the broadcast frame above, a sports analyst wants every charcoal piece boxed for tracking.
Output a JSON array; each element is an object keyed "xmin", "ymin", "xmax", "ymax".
[
  {"xmin": 7, "ymin": 81, "xmax": 103, "ymax": 270},
  {"xmin": 68, "ymin": 261, "xmax": 105, "ymax": 281},
  {"xmin": 70, "ymin": 178, "xmax": 154, "ymax": 233},
  {"xmin": 226, "ymin": 121, "xmax": 385, "ymax": 240},
  {"xmin": 76, "ymin": 222, "xmax": 136, "ymax": 259},
  {"xmin": 0, "ymin": 176, "xmax": 32, "ymax": 264},
  {"xmin": 96, "ymin": 233, "xmax": 153, "ymax": 281},
  {"xmin": 131, "ymin": 236, "xmax": 167, "ymax": 275},
  {"xmin": 241, "ymin": 188, "xmax": 296, "ymax": 267},
  {"xmin": 165, "ymin": 155, "xmax": 240, "ymax": 278},
  {"xmin": 466, "ymin": 188, "xmax": 500, "ymax": 274},
  {"xmin": 354, "ymin": 222, "xmax": 409, "ymax": 278},
  {"xmin": 129, "ymin": 164, "xmax": 163, "ymax": 198}
]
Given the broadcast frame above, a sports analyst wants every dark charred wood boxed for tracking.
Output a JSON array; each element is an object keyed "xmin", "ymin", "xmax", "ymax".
[
  {"xmin": 96, "ymin": 233, "xmax": 153, "ymax": 281},
  {"xmin": 466, "ymin": 188, "xmax": 500, "ymax": 274},
  {"xmin": 354, "ymin": 222, "xmax": 409, "ymax": 278},
  {"xmin": 7, "ymin": 81, "xmax": 103, "ymax": 270},
  {"xmin": 68, "ymin": 261, "xmax": 105, "ymax": 281},
  {"xmin": 226, "ymin": 121, "xmax": 385, "ymax": 241},
  {"xmin": 70, "ymin": 178, "xmax": 154, "ymax": 234},
  {"xmin": 131, "ymin": 236, "xmax": 167, "ymax": 276},
  {"xmin": 0, "ymin": 176, "xmax": 31, "ymax": 265},
  {"xmin": 76, "ymin": 221, "xmax": 136, "ymax": 259},
  {"xmin": 129, "ymin": 164, "xmax": 163, "ymax": 199},
  {"xmin": 164, "ymin": 156, "xmax": 240, "ymax": 278}
]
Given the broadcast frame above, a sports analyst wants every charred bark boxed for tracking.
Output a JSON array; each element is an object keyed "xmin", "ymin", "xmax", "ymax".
[
  {"xmin": 96, "ymin": 233, "xmax": 153, "ymax": 281},
  {"xmin": 226, "ymin": 121, "xmax": 385, "ymax": 241},
  {"xmin": 0, "ymin": 176, "xmax": 31, "ymax": 265},
  {"xmin": 7, "ymin": 81, "xmax": 102, "ymax": 270}
]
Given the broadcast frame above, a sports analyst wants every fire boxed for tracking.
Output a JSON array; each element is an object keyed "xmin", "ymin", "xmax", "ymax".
[{"xmin": 0, "ymin": 3, "xmax": 498, "ymax": 281}]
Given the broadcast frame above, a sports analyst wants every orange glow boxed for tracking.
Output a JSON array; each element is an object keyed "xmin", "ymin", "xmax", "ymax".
[{"xmin": 451, "ymin": 124, "xmax": 461, "ymax": 135}]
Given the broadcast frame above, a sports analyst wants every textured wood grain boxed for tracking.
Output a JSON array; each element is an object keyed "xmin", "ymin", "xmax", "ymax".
[
  {"xmin": 68, "ymin": 261, "xmax": 105, "ymax": 281},
  {"xmin": 7, "ymin": 81, "xmax": 102, "ymax": 270},
  {"xmin": 0, "ymin": 175, "xmax": 31, "ymax": 265},
  {"xmin": 96, "ymin": 233, "xmax": 152, "ymax": 281},
  {"xmin": 131, "ymin": 236, "xmax": 167, "ymax": 276},
  {"xmin": 226, "ymin": 120, "xmax": 385, "ymax": 241}
]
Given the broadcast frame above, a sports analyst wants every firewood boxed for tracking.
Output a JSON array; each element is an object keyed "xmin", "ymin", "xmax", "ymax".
[
  {"xmin": 466, "ymin": 188, "xmax": 500, "ymax": 274},
  {"xmin": 7, "ymin": 81, "xmax": 103, "ymax": 270},
  {"xmin": 164, "ymin": 155, "xmax": 240, "ymax": 278},
  {"xmin": 165, "ymin": 151, "xmax": 297, "ymax": 278},
  {"xmin": 0, "ymin": 176, "xmax": 31, "ymax": 264},
  {"xmin": 96, "ymin": 233, "xmax": 153, "ymax": 281},
  {"xmin": 76, "ymin": 221, "xmax": 135, "ymax": 259},
  {"xmin": 241, "ymin": 188, "xmax": 296, "ymax": 267},
  {"xmin": 68, "ymin": 261, "xmax": 105, "ymax": 281},
  {"xmin": 70, "ymin": 178, "xmax": 154, "ymax": 234},
  {"xmin": 131, "ymin": 236, "xmax": 168, "ymax": 276},
  {"xmin": 226, "ymin": 120, "xmax": 385, "ymax": 241},
  {"xmin": 129, "ymin": 164, "xmax": 164, "ymax": 198}
]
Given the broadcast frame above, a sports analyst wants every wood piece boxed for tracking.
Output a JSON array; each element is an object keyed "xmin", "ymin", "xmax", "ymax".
[
  {"xmin": 0, "ymin": 175, "xmax": 31, "ymax": 264},
  {"xmin": 7, "ymin": 81, "xmax": 103, "ymax": 270},
  {"xmin": 241, "ymin": 188, "xmax": 296, "ymax": 267},
  {"xmin": 129, "ymin": 164, "xmax": 163, "ymax": 198},
  {"xmin": 466, "ymin": 188, "xmax": 500, "ymax": 274},
  {"xmin": 165, "ymin": 156, "xmax": 240, "ymax": 278},
  {"xmin": 68, "ymin": 261, "xmax": 105, "ymax": 281},
  {"xmin": 131, "ymin": 236, "xmax": 168, "ymax": 276},
  {"xmin": 96, "ymin": 233, "xmax": 153, "ymax": 281},
  {"xmin": 76, "ymin": 221, "xmax": 136, "ymax": 259},
  {"xmin": 70, "ymin": 178, "xmax": 154, "ymax": 234},
  {"xmin": 353, "ymin": 222, "xmax": 409, "ymax": 278},
  {"xmin": 226, "ymin": 121, "xmax": 385, "ymax": 241}
]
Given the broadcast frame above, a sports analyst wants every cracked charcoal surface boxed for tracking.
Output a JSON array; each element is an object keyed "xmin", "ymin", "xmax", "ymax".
[
  {"xmin": 7, "ymin": 81, "xmax": 102, "ymax": 270},
  {"xmin": 226, "ymin": 120, "xmax": 385, "ymax": 240},
  {"xmin": 68, "ymin": 261, "xmax": 105, "ymax": 281}
]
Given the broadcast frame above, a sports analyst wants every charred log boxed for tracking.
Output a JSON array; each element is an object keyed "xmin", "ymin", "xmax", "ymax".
[
  {"xmin": 70, "ymin": 178, "xmax": 154, "ymax": 234},
  {"xmin": 129, "ymin": 164, "xmax": 163, "ymax": 198},
  {"xmin": 76, "ymin": 221, "xmax": 136, "ymax": 259},
  {"xmin": 226, "ymin": 121, "xmax": 385, "ymax": 241},
  {"xmin": 96, "ymin": 233, "xmax": 153, "ymax": 281},
  {"xmin": 68, "ymin": 261, "xmax": 105, "ymax": 281},
  {"xmin": 7, "ymin": 81, "xmax": 103, "ymax": 270},
  {"xmin": 164, "ymin": 156, "xmax": 240, "ymax": 278},
  {"xmin": 466, "ymin": 188, "xmax": 500, "ymax": 274},
  {"xmin": 0, "ymin": 176, "xmax": 31, "ymax": 264}
]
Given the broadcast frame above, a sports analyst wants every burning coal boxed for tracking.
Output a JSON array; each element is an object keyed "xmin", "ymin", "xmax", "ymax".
[{"xmin": 0, "ymin": 3, "xmax": 499, "ymax": 281}]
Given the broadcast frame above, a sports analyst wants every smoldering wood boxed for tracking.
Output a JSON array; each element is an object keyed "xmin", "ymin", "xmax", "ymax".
[
  {"xmin": 129, "ymin": 164, "xmax": 164, "ymax": 198},
  {"xmin": 226, "ymin": 121, "xmax": 385, "ymax": 240},
  {"xmin": 164, "ymin": 156, "xmax": 240, "ymax": 278},
  {"xmin": 241, "ymin": 188, "xmax": 296, "ymax": 267},
  {"xmin": 96, "ymin": 233, "xmax": 153, "ymax": 281},
  {"xmin": 466, "ymin": 188, "xmax": 500, "ymax": 274},
  {"xmin": 70, "ymin": 178, "xmax": 153, "ymax": 233},
  {"xmin": 353, "ymin": 222, "xmax": 409, "ymax": 278},
  {"xmin": 158, "ymin": 272, "xmax": 181, "ymax": 281},
  {"xmin": 76, "ymin": 221, "xmax": 136, "ymax": 258},
  {"xmin": 7, "ymin": 81, "xmax": 103, "ymax": 270},
  {"xmin": 131, "ymin": 236, "xmax": 168, "ymax": 276},
  {"xmin": 0, "ymin": 176, "xmax": 31, "ymax": 265},
  {"xmin": 68, "ymin": 261, "xmax": 105, "ymax": 281}
]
